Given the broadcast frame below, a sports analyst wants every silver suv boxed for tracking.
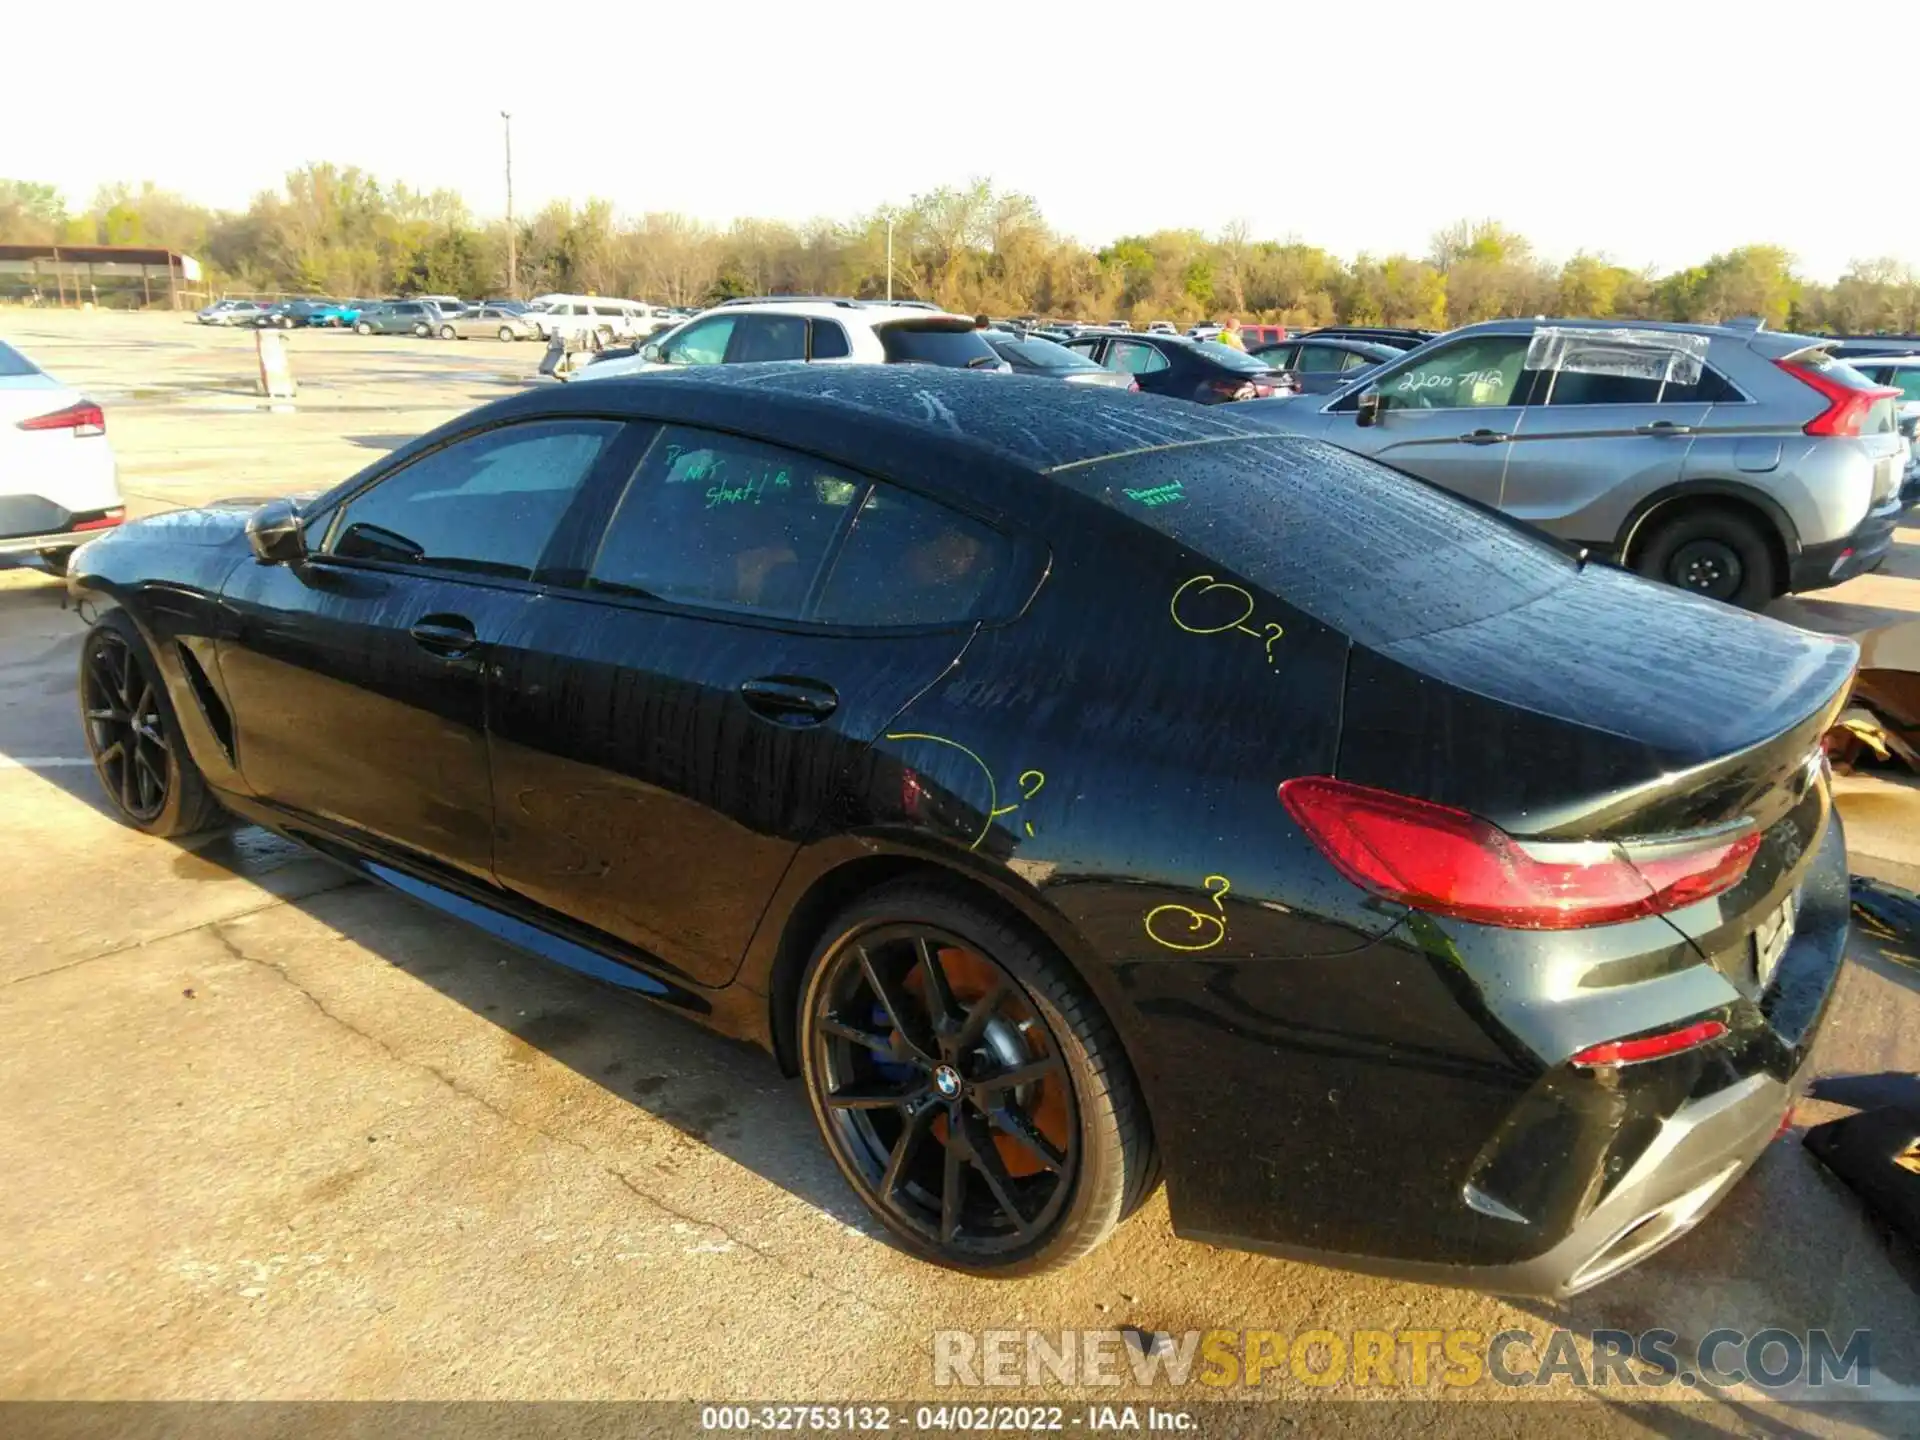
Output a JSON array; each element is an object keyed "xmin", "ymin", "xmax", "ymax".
[{"xmin": 1244, "ymin": 318, "xmax": 1908, "ymax": 608}]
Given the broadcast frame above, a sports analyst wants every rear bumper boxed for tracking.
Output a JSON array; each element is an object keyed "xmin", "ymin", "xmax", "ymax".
[
  {"xmin": 1789, "ymin": 497, "xmax": 1903, "ymax": 592},
  {"xmin": 0, "ymin": 504, "xmax": 125, "ymax": 554},
  {"xmin": 1181, "ymin": 806, "xmax": 1851, "ymax": 1299}
]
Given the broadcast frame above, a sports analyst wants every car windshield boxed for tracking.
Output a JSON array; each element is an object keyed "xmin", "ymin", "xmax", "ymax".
[
  {"xmin": 878, "ymin": 323, "xmax": 1002, "ymax": 367},
  {"xmin": 1195, "ymin": 341, "xmax": 1274, "ymax": 372},
  {"xmin": 0, "ymin": 340, "xmax": 42, "ymax": 377}
]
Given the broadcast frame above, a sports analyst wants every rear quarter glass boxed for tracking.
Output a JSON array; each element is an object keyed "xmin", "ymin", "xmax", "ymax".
[
  {"xmin": 0, "ymin": 342, "xmax": 43, "ymax": 377},
  {"xmin": 1066, "ymin": 437, "xmax": 1576, "ymax": 647},
  {"xmin": 877, "ymin": 325, "xmax": 1001, "ymax": 366}
]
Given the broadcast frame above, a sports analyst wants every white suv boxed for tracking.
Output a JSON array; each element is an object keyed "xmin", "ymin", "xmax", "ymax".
[{"xmin": 573, "ymin": 299, "xmax": 1006, "ymax": 381}]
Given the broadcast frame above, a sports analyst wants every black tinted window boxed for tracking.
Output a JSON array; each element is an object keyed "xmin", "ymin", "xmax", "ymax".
[
  {"xmin": 587, "ymin": 426, "xmax": 861, "ymax": 619},
  {"xmin": 878, "ymin": 323, "xmax": 999, "ymax": 367},
  {"xmin": 1294, "ymin": 344, "xmax": 1351, "ymax": 374},
  {"xmin": 809, "ymin": 321, "xmax": 851, "ymax": 359},
  {"xmin": 995, "ymin": 337, "xmax": 1100, "ymax": 370},
  {"xmin": 1536, "ymin": 365, "xmax": 1743, "ymax": 405},
  {"xmin": 814, "ymin": 488, "xmax": 1007, "ymax": 628},
  {"xmin": 328, "ymin": 420, "xmax": 617, "ymax": 579},
  {"xmin": 728, "ymin": 314, "xmax": 808, "ymax": 363}
]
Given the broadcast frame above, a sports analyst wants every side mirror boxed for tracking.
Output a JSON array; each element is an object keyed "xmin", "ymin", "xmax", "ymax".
[
  {"xmin": 246, "ymin": 499, "xmax": 307, "ymax": 565},
  {"xmin": 1354, "ymin": 388, "xmax": 1384, "ymax": 428},
  {"xmin": 640, "ymin": 342, "xmax": 663, "ymax": 363}
]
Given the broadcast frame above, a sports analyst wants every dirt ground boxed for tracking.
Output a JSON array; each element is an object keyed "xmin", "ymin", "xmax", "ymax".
[{"xmin": 2, "ymin": 311, "xmax": 1918, "ymax": 1426}]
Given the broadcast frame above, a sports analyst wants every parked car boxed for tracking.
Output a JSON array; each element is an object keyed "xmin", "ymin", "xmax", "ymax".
[
  {"xmin": 1062, "ymin": 331, "xmax": 1296, "ymax": 403},
  {"xmin": 310, "ymin": 299, "xmax": 376, "ymax": 328},
  {"xmin": 1827, "ymin": 335, "xmax": 1920, "ymax": 362},
  {"xmin": 0, "ymin": 339, "xmax": 123, "ymax": 574},
  {"xmin": 1146, "ymin": 321, "xmax": 1177, "ymax": 335},
  {"xmin": 983, "ymin": 333, "xmax": 1136, "ymax": 388},
  {"xmin": 437, "ymin": 305, "xmax": 540, "ymax": 342},
  {"xmin": 353, "ymin": 301, "xmax": 437, "ymax": 336},
  {"xmin": 67, "ymin": 366, "xmax": 1854, "ymax": 1295},
  {"xmin": 576, "ymin": 300, "xmax": 1007, "ymax": 381},
  {"xmin": 1845, "ymin": 354, "xmax": 1920, "ymax": 502},
  {"xmin": 1251, "ymin": 336, "xmax": 1399, "ymax": 395},
  {"xmin": 256, "ymin": 299, "xmax": 338, "ymax": 329},
  {"xmin": 1302, "ymin": 325, "xmax": 1437, "ymax": 351},
  {"xmin": 1235, "ymin": 323, "xmax": 1288, "ymax": 349},
  {"xmin": 529, "ymin": 296, "xmax": 664, "ymax": 343},
  {"xmin": 196, "ymin": 300, "xmax": 268, "ymax": 326},
  {"xmin": 1242, "ymin": 318, "xmax": 1908, "ymax": 608}
]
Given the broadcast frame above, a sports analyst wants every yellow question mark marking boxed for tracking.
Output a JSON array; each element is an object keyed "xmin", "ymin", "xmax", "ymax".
[
  {"xmin": 1262, "ymin": 623, "xmax": 1285, "ymax": 666},
  {"xmin": 884, "ymin": 731, "xmax": 1000, "ymax": 852},
  {"xmin": 1144, "ymin": 874, "xmax": 1234, "ymax": 953}
]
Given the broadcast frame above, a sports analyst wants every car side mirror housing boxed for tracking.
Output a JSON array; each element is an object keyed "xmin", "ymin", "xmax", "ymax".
[
  {"xmin": 1355, "ymin": 388, "xmax": 1384, "ymax": 427},
  {"xmin": 640, "ymin": 342, "xmax": 663, "ymax": 363},
  {"xmin": 246, "ymin": 499, "xmax": 307, "ymax": 565}
]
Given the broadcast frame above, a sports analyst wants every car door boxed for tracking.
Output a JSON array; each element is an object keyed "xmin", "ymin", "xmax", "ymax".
[
  {"xmin": 1321, "ymin": 333, "xmax": 1532, "ymax": 511},
  {"xmin": 1502, "ymin": 338, "xmax": 1718, "ymax": 544},
  {"xmin": 486, "ymin": 423, "xmax": 1014, "ymax": 987},
  {"xmin": 1106, "ymin": 338, "xmax": 1177, "ymax": 397},
  {"xmin": 216, "ymin": 418, "xmax": 629, "ymax": 882}
]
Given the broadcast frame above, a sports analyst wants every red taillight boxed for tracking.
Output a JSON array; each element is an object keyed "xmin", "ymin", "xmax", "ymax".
[
  {"xmin": 1570, "ymin": 1019, "xmax": 1728, "ymax": 1069},
  {"xmin": 1774, "ymin": 359, "xmax": 1898, "ymax": 438},
  {"xmin": 72, "ymin": 508, "xmax": 125, "ymax": 532},
  {"xmin": 1277, "ymin": 776, "xmax": 1760, "ymax": 930},
  {"xmin": 18, "ymin": 400, "xmax": 105, "ymax": 437}
]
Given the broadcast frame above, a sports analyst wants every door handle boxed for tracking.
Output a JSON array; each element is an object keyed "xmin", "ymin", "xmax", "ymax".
[
  {"xmin": 409, "ymin": 614, "xmax": 479, "ymax": 659},
  {"xmin": 1634, "ymin": 421, "xmax": 1693, "ymax": 436},
  {"xmin": 1459, "ymin": 429, "xmax": 1509, "ymax": 445},
  {"xmin": 740, "ymin": 676, "xmax": 839, "ymax": 726}
]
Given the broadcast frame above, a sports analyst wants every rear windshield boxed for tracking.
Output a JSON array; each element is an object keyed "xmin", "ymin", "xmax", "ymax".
[
  {"xmin": 994, "ymin": 337, "xmax": 1101, "ymax": 370},
  {"xmin": 0, "ymin": 341, "xmax": 41, "ymax": 377},
  {"xmin": 1069, "ymin": 436, "xmax": 1576, "ymax": 647},
  {"xmin": 880, "ymin": 323, "xmax": 1002, "ymax": 368},
  {"xmin": 1194, "ymin": 341, "xmax": 1273, "ymax": 373}
]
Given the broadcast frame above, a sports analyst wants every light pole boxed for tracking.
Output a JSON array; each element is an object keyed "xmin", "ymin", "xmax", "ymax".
[{"xmin": 501, "ymin": 110, "xmax": 516, "ymax": 298}]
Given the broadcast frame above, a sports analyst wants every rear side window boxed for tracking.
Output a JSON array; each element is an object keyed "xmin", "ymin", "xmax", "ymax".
[
  {"xmin": 1294, "ymin": 344, "xmax": 1350, "ymax": 373},
  {"xmin": 727, "ymin": 314, "xmax": 807, "ymax": 362},
  {"xmin": 586, "ymin": 426, "xmax": 862, "ymax": 619},
  {"xmin": 878, "ymin": 323, "xmax": 999, "ymax": 367},
  {"xmin": 1107, "ymin": 340, "xmax": 1169, "ymax": 375},
  {"xmin": 998, "ymin": 337, "xmax": 1100, "ymax": 370},
  {"xmin": 1535, "ymin": 366, "xmax": 1744, "ymax": 405},
  {"xmin": 327, "ymin": 420, "xmax": 618, "ymax": 580},
  {"xmin": 1194, "ymin": 340, "xmax": 1272, "ymax": 373},
  {"xmin": 809, "ymin": 320, "xmax": 851, "ymax": 359},
  {"xmin": 814, "ymin": 488, "xmax": 1007, "ymax": 628}
]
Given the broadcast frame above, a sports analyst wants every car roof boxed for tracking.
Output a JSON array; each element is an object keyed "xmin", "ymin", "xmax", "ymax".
[
  {"xmin": 696, "ymin": 300, "xmax": 974, "ymax": 326},
  {"xmin": 424, "ymin": 364, "xmax": 1268, "ymax": 478}
]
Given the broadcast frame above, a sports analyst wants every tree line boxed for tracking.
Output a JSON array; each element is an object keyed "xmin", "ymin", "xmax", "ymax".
[{"xmin": 5, "ymin": 168, "xmax": 1919, "ymax": 335}]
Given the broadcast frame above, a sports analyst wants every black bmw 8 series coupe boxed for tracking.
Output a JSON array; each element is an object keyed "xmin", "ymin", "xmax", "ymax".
[{"xmin": 67, "ymin": 366, "xmax": 1854, "ymax": 1294}]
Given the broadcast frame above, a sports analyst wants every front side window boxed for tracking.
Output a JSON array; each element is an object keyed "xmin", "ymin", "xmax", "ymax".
[
  {"xmin": 813, "ymin": 487, "xmax": 1008, "ymax": 628},
  {"xmin": 727, "ymin": 314, "xmax": 808, "ymax": 363},
  {"xmin": 1295, "ymin": 344, "xmax": 1349, "ymax": 374},
  {"xmin": 660, "ymin": 316, "xmax": 735, "ymax": 366},
  {"xmin": 326, "ymin": 420, "xmax": 618, "ymax": 580},
  {"xmin": 586, "ymin": 427, "xmax": 862, "ymax": 619},
  {"xmin": 1377, "ymin": 336, "xmax": 1529, "ymax": 411}
]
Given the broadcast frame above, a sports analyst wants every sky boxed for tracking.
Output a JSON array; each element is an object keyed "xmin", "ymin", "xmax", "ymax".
[{"xmin": 7, "ymin": 0, "xmax": 1917, "ymax": 283}]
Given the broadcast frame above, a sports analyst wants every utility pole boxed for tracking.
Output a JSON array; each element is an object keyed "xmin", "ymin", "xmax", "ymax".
[{"xmin": 501, "ymin": 111, "xmax": 516, "ymax": 298}]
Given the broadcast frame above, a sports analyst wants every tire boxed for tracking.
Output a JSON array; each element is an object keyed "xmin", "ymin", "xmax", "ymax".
[
  {"xmin": 498, "ymin": 326, "xmax": 515, "ymax": 342},
  {"xmin": 37, "ymin": 549, "xmax": 71, "ymax": 576},
  {"xmin": 354, "ymin": 321, "xmax": 372, "ymax": 335},
  {"xmin": 797, "ymin": 880, "xmax": 1155, "ymax": 1277},
  {"xmin": 78, "ymin": 609, "xmax": 227, "ymax": 838},
  {"xmin": 1633, "ymin": 505, "xmax": 1778, "ymax": 609},
  {"xmin": 414, "ymin": 324, "xmax": 430, "ymax": 338},
  {"xmin": 439, "ymin": 324, "xmax": 457, "ymax": 339},
  {"xmin": 278, "ymin": 315, "xmax": 293, "ymax": 329}
]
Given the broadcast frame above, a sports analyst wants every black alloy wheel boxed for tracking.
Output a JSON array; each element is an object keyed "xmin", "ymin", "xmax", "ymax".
[
  {"xmin": 800, "ymin": 884, "xmax": 1155, "ymax": 1275},
  {"xmin": 78, "ymin": 613, "xmax": 226, "ymax": 837},
  {"xmin": 81, "ymin": 627, "xmax": 171, "ymax": 823}
]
